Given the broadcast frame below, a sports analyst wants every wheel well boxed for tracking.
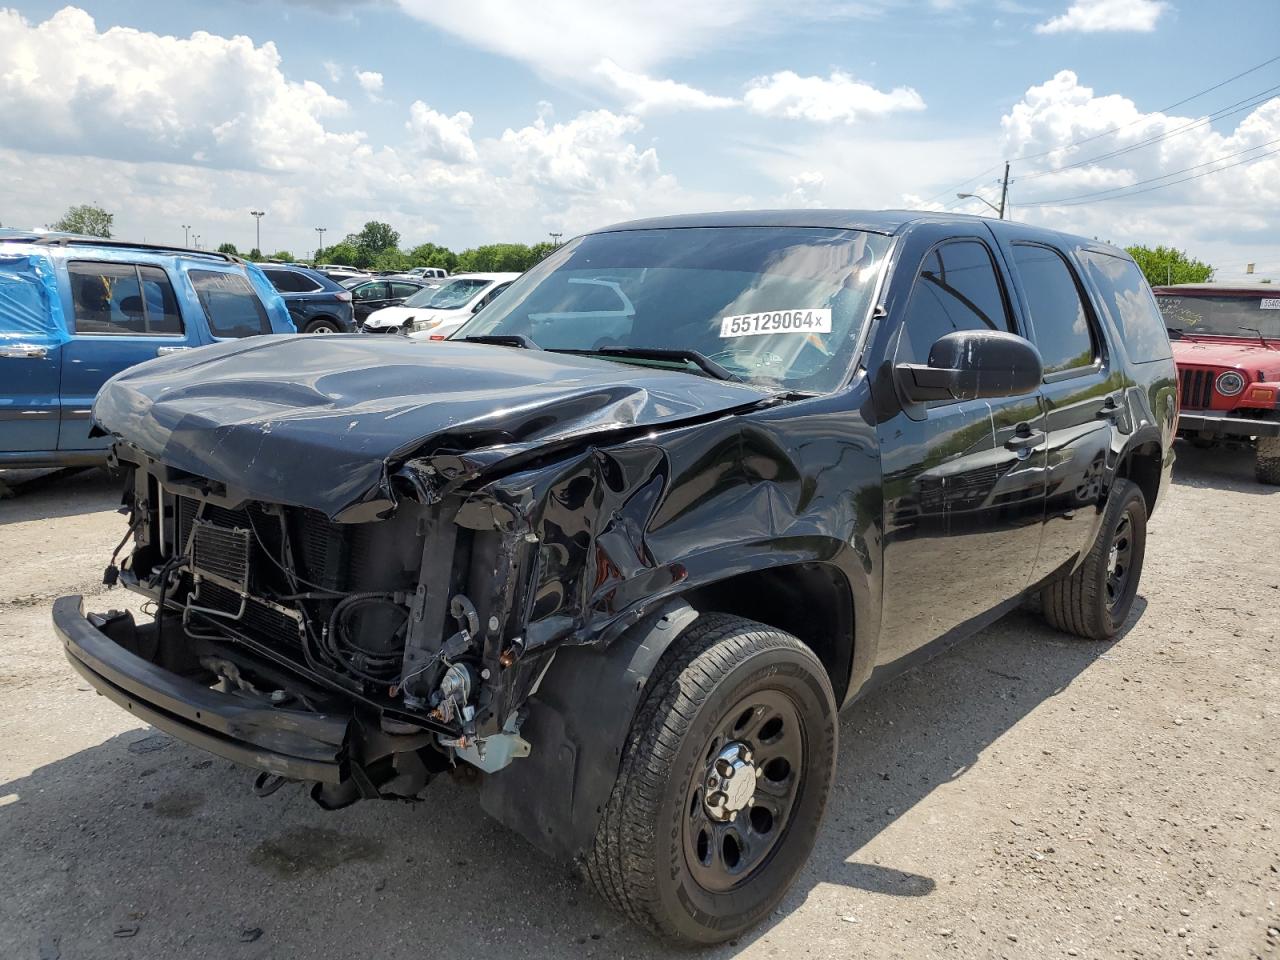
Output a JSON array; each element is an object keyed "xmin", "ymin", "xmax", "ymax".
[
  {"xmin": 683, "ymin": 563, "xmax": 853, "ymax": 703},
  {"xmin": 1119, "ymin": 441, "xmax": 1162, "ymax": 516}
]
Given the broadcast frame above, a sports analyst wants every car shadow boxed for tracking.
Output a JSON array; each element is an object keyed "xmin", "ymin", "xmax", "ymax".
[
  {"xmin": 1171, "ymin": 439, "xmax": 1277, "ymax": 495},
  {"xmin": 0, "ymin": 607, "xmax": 1125, "ymax": 959},
  {"xmin": 0, "ymin": 467, "xmax": 120, "ymax": 523}
]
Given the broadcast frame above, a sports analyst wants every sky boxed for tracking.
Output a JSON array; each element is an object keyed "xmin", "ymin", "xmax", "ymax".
[{"xmin": 1, "ymin": 0, "xmax": 1278, "ymax": 279}]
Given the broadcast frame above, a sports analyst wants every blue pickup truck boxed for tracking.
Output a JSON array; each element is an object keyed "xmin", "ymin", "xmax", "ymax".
[{"xmin": 1, "ymin": 231, "xmax": 296, "ymax": 469}]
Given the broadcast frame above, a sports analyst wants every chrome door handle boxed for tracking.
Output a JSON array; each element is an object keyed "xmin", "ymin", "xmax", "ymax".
[
  {"xmin": 0, "ymin": 344, "xmax": 48, "ymax": 359},
  {"xmin": 156, "ymin": 346, "xmax": 192, "ymax": 356}
]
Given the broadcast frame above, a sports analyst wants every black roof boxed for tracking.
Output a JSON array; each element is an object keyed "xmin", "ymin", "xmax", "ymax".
[{"xmin": 591, "ymin": 208, "xmax": 1130, "ymax": 259}]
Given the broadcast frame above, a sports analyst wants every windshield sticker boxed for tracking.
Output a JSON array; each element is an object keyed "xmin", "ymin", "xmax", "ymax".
[
  {"xmin": 1260, "ymin": 298, "xmax": 1280, "ymax": 310},
  {"xmin": 719, "ymin": 308, "xmax": 832, "ymax": 338}
]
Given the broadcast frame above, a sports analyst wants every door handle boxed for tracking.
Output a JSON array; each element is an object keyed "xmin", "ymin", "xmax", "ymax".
[
  {"xmin": 1096, "ymin": 395, "xmax": 1124, "ymax": 420},
  {"xmin": 0, "ymin": 344, "xmax": 48, "ymax": 359},
  {"xmin": 156, "ymin": 346, "xmax": 192, "ymax": 356},
  {"xmin": 1005, "ymin": 427, "xmax": 1046, "ymax": 451}
]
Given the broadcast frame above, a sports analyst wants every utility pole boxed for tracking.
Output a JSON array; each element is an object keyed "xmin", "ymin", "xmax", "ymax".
[
  {"xmin": 250, "ymin": 210, "xmax": 265, "ymax": 254},
  {"xmin": 998, "ymin": 161, "xmax": 1010, "ymax": 220},
  {"xmin": 549, "ymin": 232, "xmax": 563, "ymax": 248},
  {"xmin": 315, "ymin": 226, "xmax": 327, "ymax": 262},
  {"xmin": 181, "ymin": 224, "xmax": 191, "ymax": 246}
]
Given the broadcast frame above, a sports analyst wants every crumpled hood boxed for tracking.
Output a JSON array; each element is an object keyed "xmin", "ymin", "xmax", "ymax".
[{"xmin": 93, "ymin": 335, "xmax": 772, "ymax": 519}]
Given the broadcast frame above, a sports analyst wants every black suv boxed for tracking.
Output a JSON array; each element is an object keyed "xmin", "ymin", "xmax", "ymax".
[{"xmin": 54, "ymin": 211, "xmax": 1175, "ymax": 945}]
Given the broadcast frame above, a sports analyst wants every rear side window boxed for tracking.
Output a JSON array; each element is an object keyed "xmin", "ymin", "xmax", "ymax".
[
  {"xmin": 1010, "ymin": 244, "xmax": 1097, "ymax": 375},
  {"xmin": 265, "ymin": 269, "xmax": 321, "ymax": 294},
  {"xmin": 390, "ymin": 281, "xmax": 421, "ymax": 298},
  {"xmin": 1078, "ymin": 252, "xmax": 1172, "ymax": 363},
  {"xmin": 188, "ymin": 269, "xmax": 271, "ymax": 338},
  {"xmin": 899, "ymin": 240, "xmax": 1012, "ymax": 364},
  {"xmin": 69, "ymin": 261, "xmax": 184, "ymax": 336}
]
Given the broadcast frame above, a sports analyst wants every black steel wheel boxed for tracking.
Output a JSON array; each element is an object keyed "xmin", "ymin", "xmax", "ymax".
[
  {"xmin": 1042, "ymin": 477, "xmax": 1148, "ymax": 640},
  {"xmin": 584, "ymin": 614, "xmax": 837, "ymax": 945}
]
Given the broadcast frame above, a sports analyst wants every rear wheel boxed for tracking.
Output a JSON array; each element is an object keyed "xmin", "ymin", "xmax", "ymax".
[
  {"xmin": 302, "ymin": 318, "xmax": 339, "ymax": 334},
  {"xmin": 583, "ymin": 614, "xmax": 837, "ymax": 945},
  {"xmin": 1256, "ymin": 437, "xmax": 1280, "ymax": 486},
  {"xmin": 1041, "ymin": 478, "xmax": 1147, "ymax": 640}
]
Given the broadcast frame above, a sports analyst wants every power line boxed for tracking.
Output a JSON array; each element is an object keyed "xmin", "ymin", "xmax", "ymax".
[
  {"xmin": 1012, "ymin": 53, "xmax": 1280, "ymax": 163},
  {"xmin": 1017, "ymin": 135, "xmax": 1280, "ymax": 206},
  {"xmin": 1018, "ymin": 144, "xmax": 1280, "ymax": 207},
  {"xmin": 1014, "ymin": 81, "xmax": 1280, "ymax": 183},
  {"xmin": 919, "ymin": 163, "xmax": 1006, "ymax": 206}
]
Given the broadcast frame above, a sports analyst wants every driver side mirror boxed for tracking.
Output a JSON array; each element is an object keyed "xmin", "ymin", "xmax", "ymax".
[{"xmin": 895, "ymin": 330, "xmax": 1042, "ymax": 404}]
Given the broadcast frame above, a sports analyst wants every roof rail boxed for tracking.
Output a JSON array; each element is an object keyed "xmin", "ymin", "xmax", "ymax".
[{"xmin": 2, "ymin": 234, "xmax": 244, "ymax": 265}]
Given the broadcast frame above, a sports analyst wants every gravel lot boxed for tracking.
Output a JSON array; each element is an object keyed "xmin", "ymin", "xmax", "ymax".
[{"xmin": 1, "ymin": 444, "xmax": 1276, "ymax": 960}]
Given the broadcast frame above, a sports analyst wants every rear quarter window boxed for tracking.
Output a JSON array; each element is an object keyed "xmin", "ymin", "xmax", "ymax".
[
  {"xmin": 1079, "ymin": 252, "xmax": 1173, "ymax": 363},
  {"xmin": 188, "ymin": 269, "xmax": 271, "ymax": 338}
]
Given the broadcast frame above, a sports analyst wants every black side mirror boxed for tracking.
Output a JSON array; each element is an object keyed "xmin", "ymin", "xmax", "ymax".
[{"xmin": 895, "ymin": 330, "xmax": 1042, "ymax": 404}]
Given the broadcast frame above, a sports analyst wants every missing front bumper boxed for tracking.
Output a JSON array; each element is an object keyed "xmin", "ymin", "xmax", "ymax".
[{"xmin": 53, "ymin": 595, "xmax": 351, "ymax": 783}]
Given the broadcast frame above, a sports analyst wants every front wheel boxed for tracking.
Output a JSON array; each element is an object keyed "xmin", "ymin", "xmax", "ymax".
[
  {"xmin": 1256, "ymin": 437, "xmax": 1280, "ymax": 486},
  {"xmin": 583, "ymin": 614, "xmax": 837, "ymax": 945},
  {"xmin": 1041, "ymin": 477, "xmax": 1148, "ymax": 640}
]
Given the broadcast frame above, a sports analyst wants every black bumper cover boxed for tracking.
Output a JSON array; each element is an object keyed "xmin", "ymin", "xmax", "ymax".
[
  {"xmin": 53, "ymin": 595, "xmax": 349, "ymax": 783},
  {"xmin": 1178, "ymin": 410, "xmax": 1280, "ymax": 438}
]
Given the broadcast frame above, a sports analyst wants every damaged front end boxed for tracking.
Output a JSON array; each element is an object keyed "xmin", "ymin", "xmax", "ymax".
[{"xmin": 54, "ymin": 337, "xmax": 777, "ymax": 821}]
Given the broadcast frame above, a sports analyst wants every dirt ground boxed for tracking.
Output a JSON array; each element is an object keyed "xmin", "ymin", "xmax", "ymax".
[{"xmin": 0, "ymin": 445, "xmax": 1276, "ymax": 960}]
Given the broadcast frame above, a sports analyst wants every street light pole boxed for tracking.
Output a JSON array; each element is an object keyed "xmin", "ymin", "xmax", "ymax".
[
  {"xmin": 315, "ymin": 227, "xmax": 327, "ymax": 263},
  {"xmin": 250, "ymin": 210, "xmax": 265, "ymax": 255},
  {"xmin": 181, "ymin": 224, "xmax": 191, "ymax": 246},
  {"xmin": 957, "ymin": 162, "xmax": 1012, "ymax": 220}
]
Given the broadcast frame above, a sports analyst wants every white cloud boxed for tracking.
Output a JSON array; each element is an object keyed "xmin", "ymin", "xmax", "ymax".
[
  {"xmin": 777, "ymin": 171, "xmax": 826, "ymax": 208},
  {"xmin": 592, "ymin": 59, "xmax": 736, "ymax": 115},
  {"xmin": 998, "ymin": 71, "xmax": 1280, "ymax": 276},
  {"xmin": 323, "ymin": 59, "xmax": 342, "ymax": 83},
  {"xmin": 0, "ymin": 7, "xmax": 358, "ymax": 171},
  {"xmin": 1035, "ymin": 0, "xmax": 1167, "ymax": 34},
  {"xmin": 406, "ymin": 101, "xmax": 478, "ymax": 163},
  {"xmin": 355, "ymin": 69, "xmax": 384, "ymax": 98},
  {"xmin": 744, "ymin": 70, "xmax": 925, "ymax": 124}
]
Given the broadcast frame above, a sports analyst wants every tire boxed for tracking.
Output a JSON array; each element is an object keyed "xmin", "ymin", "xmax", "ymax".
[
  {"xmin": 583, "ymin": 613, "xmax": 837, "ymax": 945},
  {"xmin": 1256, "ymin": 437, "xmax": 1280, "ymax": 486},
  {"xmin": 302, "ymin": 318, "xmax": 339, "ymax": 334},
  {"xmin": 1041, "ymin": 477, "xmax": 1147, "ymax": 640}
]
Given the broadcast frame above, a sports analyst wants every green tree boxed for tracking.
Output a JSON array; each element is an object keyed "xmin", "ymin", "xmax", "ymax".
[
  {"xmin": 247, "ymin": 248, "xmax": 264, "ymax": 262},
  {"xmin": 52, "ymin": 203, "xmax": 113, "ymax": 238},
  {"xmin": 342, "ymin": 221, "xmax": 400, "ymax": 268},
  {"xmin": 319, "ymin": 242, "xmax": 359, "ymax": 266},
  {"xmin": 268, "ymin": 249, "xmax": 295, "ymax": 262},
  {"xmin": 407, "ymin": 242, "xmax": 458, "ymax": 272},
  {"xmin": 1125, "ymin": 244, "xmax": 1214, "ymax": 287},
  {"xmin": 216, "ymin": 242, "xmax": 239, "ymax": 256},
  {"xmin": 456, "ymin": 242, "xmax": 544, "ymax": 273},
  {"xmin": 370, "ymin": 248, "xmax": 410, "ymax": 272}
]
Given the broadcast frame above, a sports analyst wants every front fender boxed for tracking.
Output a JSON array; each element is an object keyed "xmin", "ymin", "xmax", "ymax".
[{"xmin": 478, "ymin": 599, "xmax": 699, "ymax": 861}]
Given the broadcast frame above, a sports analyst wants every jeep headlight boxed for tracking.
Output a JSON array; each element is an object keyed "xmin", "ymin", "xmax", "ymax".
[{"xmin": 1216, "ymin": 371, "xmax": 1245, "ymax": 396}]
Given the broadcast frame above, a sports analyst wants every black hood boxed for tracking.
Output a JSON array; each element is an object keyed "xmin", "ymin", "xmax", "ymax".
[{"xmin": 93, "ymin": 335, "xmax": 772, "ymax": 519}]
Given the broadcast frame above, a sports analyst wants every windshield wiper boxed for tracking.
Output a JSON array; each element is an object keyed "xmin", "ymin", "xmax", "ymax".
[
  {"xmin": 1166, "ymin": 326, "xmax": 1185, "ymax": 340},
  {"xmin": 460, "ymin": 334, "xmax": 542, "ymax": 350},
  {"xmin": 1239, "ymin": 326, "xmax": 1276, "ymax": 348},
  {"xmin": 551, "ymin": 346, "xmax": 742, "ymax": 382}
]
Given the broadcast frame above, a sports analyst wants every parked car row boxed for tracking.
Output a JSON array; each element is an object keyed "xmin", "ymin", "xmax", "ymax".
[
  {"xmin": 362, "ymin": 272, "xmax": 520, "ymax": 338},
  {"xmin": 0, "ymin": 230, "xmax": 295, "ymax": 468}
]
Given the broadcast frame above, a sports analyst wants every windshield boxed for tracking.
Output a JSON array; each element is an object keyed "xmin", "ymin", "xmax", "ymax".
[
  {"xmin": 456, "ymin": 226, "xmax": 890, "ymax": 392},
  {"xmin": 411, "ymin": 277, "xmax": 490, "ymax": 309},
  {"xmin": 1156, "ymin": 293, "xmax": 1280, "ymax": 338}
]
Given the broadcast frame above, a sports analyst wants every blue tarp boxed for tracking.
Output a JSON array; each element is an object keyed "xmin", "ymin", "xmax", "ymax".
[{"xmin": 0, "ymin": 253, "xmax": 68, "ymax": 346}]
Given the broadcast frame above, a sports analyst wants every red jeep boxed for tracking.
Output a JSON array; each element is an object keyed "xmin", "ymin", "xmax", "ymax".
[{"xmin": 1153, "ymin": 283, "xmax": 1280, "ymax": 485}]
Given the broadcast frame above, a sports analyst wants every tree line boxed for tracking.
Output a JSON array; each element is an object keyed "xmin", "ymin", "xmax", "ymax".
[{"xmin": 44, "ymin": 205, "xmax": 557, "ymax": 274}]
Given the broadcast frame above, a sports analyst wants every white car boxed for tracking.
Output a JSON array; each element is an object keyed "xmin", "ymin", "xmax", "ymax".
[{"xmin": 362, "ymin": 273, "xmax": 520, "ymax": 337}]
